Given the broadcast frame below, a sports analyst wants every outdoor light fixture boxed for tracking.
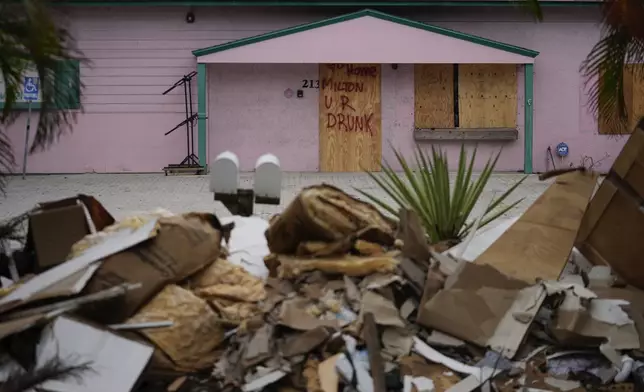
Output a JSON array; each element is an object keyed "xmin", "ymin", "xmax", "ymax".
[
  {"xmin": 186, "ymin": 11, "xmax": 195, "ymax": 24},
  {"xmin": 391, "ymin": 64, "xmax": 399, "ymax": 70}
]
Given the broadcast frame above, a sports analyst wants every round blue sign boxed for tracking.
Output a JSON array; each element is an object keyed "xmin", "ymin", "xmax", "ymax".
[{"xmin": 556, "ymin": 142, "xmax": 569, "ymax": 157}]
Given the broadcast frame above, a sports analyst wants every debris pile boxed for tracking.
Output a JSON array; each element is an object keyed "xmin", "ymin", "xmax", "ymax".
[{"xmin": 1, "ymin": 136, "xmax": 644, "ymax": 392}]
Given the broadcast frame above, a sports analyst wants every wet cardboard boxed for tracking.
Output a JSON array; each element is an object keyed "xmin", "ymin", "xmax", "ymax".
[
  {"xmin": 26, "ymin": 195, "xmax": 115, "ymax": 270},
  {"xmin": 80, "ymin": 215, "xmax": 222, "ymax": 324},
  {"xmin": 419, "ymin": 262, "xmax": 530, "ymax": 352}
]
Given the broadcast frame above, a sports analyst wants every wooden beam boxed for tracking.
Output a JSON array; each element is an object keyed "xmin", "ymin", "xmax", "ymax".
[{"xmin": 414, "ymin": 128, "xmax": 518, "ymax": 141}]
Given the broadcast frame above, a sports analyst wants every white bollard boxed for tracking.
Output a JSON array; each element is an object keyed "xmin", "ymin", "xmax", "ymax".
[
  {"xmin": 210, "ymin": 151, "xmax": 239, "ymax": 196},
  {"xmin": 254, "ymin": 153, "xmax": 281, "ymax": 205}
]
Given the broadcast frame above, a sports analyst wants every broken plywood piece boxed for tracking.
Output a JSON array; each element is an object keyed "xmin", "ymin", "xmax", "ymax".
[
  {"xmin": 474, "ymin": 171, "xmax": 598, "ymax": 283},
  {"xmin": 576, "ymin": 123, "xmax": 644, "ymax": 290},
  {"xmin": 418, "ymin": 262, "xmax": 538, "ymax": 358}
]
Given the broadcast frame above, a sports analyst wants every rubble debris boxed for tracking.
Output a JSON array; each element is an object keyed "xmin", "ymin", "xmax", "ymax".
[
  {"xmin": 281, "ymin": 326, "xmax": 332, "ymax": 357},
  {"xmin": 399, "ymin": 355, "xmax": 462, "ymax": 390},
  {"xmin": 264, "ymin": 183, "xmax": 396, "ymax": 255},
  {"xmin": 0, "ymin": 217, "xmax": 159, "ymax": 313},
  {"xmin": 80, "ymin": 213, "xmax": 223, "ymax": 324},
  {"xmin": 318, "ymin": 354, "xmax": 341, "ymax": 392},
  {"xmin": 190, "ymin": 257, "xmax": 267, "ymax": 303},
  {"xmin": 364, "ymin": 313, "xmax": 387, "ymax": 392},
  {"xmin": 242, "ymin": 369, "xmax": 289, "ymax": 392},
  {"xmin": 125, "ymin": 284, "xmax": 225, "ymax": 371},
  {"xmin": 424, "ymin": 331, "xmax": 466, "ymax": 348},
  {"xmin": 4, "ymin": 137, "xmax": 644, "ymax": 392},
  {"xmin": 273, "ymin": 252, "xmax": 400, "ymax": 279},
  {"xmin": 335, "ymin": 335, "xmax": 374, "ymax": 392}
]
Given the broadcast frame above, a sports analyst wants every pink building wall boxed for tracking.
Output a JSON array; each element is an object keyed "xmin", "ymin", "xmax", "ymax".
[
  {"xmin": 207, "ymin": 63, "xmax": 525, "ymax": 172},
  {"xmin": 5, "ymin": 6, "xmax": 628, "ymax": 173}
]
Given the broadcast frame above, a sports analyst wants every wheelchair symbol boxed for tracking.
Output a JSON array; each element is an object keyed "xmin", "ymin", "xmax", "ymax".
[
  {"xmin": 24, "ymin": 78, "xmax": 37, "ymax": 93},
  {"xmin": 22, "ymin": 77, "xmax": 39, "ymax": 101}
]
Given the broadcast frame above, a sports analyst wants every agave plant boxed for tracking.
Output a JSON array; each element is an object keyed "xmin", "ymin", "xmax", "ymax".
[{"xmin": 356, "ymin": 144, "xmax": 527, "ymax": 243}]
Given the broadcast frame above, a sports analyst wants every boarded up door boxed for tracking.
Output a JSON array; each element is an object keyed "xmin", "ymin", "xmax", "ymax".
[{"xmin": 319, "ymin": 64, "xmax": 381, "ymax": 172}]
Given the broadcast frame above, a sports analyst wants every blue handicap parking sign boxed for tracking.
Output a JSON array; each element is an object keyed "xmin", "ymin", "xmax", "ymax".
[
  {"xmin": 22, "ymin": 77, "xmax": 39, "ymax": 101},
  {"xmin": 556, "ymin": 142, "xmax": 569, "ymax": 157}
]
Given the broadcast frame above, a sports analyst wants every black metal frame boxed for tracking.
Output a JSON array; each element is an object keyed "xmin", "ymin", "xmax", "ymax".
[{"xmin": 163, "ymin": 71, "xmax": 201, "ymax": 168}]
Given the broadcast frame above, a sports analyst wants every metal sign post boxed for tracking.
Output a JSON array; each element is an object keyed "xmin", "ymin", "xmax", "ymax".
[
  {"xmin": 21, "ymin": 76, "xmax": 39, "ymax": 179},
  {"xmin": 22, "ymin": 100, "xmax": 32, "ymax": 179}
]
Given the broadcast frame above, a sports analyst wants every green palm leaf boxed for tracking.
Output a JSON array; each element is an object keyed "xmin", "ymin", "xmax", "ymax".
[
  {"xmin": 358, "ymin": 144, "xmax": 525, "ymax": 243},
  {"xmin": 0, "ymin": 0, "xmax": 87, "ymax": 193}
]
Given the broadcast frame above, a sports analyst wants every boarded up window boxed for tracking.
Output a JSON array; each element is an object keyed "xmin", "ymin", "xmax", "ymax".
[
  {"xmin": 457, "ymin": 64, "xmax": 517, "ymax": 128},
  {"xmin": 598, "ymin": 65, "xmax": 644, "ymax": 135},
  {"xmin": 413, "ymin": 63, "xmax": 517, "ymax": 129},
  {"xmin": 414, "ymin": 64, "xmax": 454, "ymax": 128}
]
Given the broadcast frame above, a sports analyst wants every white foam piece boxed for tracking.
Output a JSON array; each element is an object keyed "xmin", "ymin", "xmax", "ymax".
[{"xmin": 220, "ymin": 215, "xmax": 270, "ymax": 279}]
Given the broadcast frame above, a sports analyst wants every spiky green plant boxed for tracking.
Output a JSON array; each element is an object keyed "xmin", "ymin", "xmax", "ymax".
[{"xmin": 356, "ymin": 144, "xmax": 527, "ymax": 243}]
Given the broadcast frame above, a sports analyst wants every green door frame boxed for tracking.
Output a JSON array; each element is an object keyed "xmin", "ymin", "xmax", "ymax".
[
  {"xmin": 524, "ymin": 63, "xmax": 534, "ymax": 174},
  {"xmin": 197, "ymin": 63, "xmax": 207, "ymax": 168}
]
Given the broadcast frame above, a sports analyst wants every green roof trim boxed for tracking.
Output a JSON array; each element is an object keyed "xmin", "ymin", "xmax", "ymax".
[
  {"xmin": 192, "ymin": 9, "xmax": 539, "ymax": 58},
  {"xmin": 51, "ymin": 0, "xmax": 603, "ymax": 6}
]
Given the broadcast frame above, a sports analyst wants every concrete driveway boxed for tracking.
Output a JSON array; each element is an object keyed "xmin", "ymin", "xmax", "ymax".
[{"xmin": 0, "ymin": 172, "xmax": 550, "ymax": 221}]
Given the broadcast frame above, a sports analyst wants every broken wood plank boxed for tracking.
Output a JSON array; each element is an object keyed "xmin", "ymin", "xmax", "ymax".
[
  {"xmin": 364, "ymin": 313, "xmax": 387, "ymax": 392},
  {"xmin": 474, "ymin": 170, "xmax": 598, "ymax": 283}
]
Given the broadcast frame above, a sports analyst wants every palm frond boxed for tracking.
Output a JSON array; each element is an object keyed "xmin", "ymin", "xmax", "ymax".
[
  {"xmin": 580, "ymin": 0, "xmax": 644, "ymax": 134},
  {"xmin": 0, "ymin": 0, "xmax": 86, "ymax": 191},
  {"xmin": 0, "ymin": 356, "xmax": 91, "ymax": 392},
  {"xmin": 358, "ymin": 144, "xmax": 525, "ymax": 243},
  {"xmin": 0, "ymin": 212, "xmax": 29, "ymax": 247}
]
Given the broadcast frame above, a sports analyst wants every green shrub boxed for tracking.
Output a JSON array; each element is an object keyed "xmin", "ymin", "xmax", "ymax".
[{"xmin": 356, "ymin": 144, "xmax": 527, "ymax": 243}]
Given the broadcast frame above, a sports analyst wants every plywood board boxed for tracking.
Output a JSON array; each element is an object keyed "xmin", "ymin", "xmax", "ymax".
[
  {"xmin": 576, "ymin": 124, "xmax": 644, "ymax": 290},
  {"xmin": 414, "ymin": 64, "xmax": 454, "ymax": 128},
  {"xmin": 627, "ymin": 65, "xmax": 644, "ymax": 133},
  {"xmin": 474, "ymin": 170, "xmax": 598, "ymax": 283},
  {"xmin": 319, "ymin": 64, "xmax": 382, "ymax": 172},
  {"xmin": 458, "ymin": 64, "xmax": 517, "ymax": 128},
  {"xmin": 597, "ymin": 65, "xmax": 644, "ymax": 134}
]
